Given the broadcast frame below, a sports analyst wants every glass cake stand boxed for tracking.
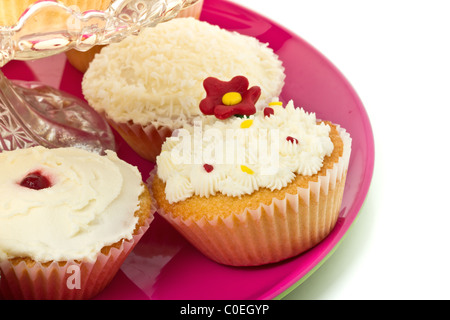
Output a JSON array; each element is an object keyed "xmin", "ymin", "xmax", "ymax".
[{"xmin": 0, "ymin": 0, "xmax": 199, "ymax": 154}]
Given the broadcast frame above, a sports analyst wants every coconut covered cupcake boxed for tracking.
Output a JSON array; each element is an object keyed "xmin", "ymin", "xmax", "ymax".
[
  {"xmin": 150, "ymin": 76, "xmax": 351, "ymax": 267},
  {"xmin": 82, "ymin": 17, "xmax": 285, "ymax": 162},
  {"xmin": 0, "ymin": 146, "xmax": 153, "ymax": 300}
]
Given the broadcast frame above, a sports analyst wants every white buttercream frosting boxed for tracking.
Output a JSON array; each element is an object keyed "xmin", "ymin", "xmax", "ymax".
[
  {"xmin": 0, "ymin": 146, "xmax": 144, "ymax": 263},
  {"xmin": 156, "ymin": 100, "xmax": 335, "ymax": 203}
]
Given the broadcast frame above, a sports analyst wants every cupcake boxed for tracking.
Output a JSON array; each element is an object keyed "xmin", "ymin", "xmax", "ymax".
[
  {"xmin": 150, "ymin": 76, "xmax": 351, "ymax": 267},
  {"xmin": 66, "ymin": 0, "xmax": 205, "ymax": 73},
  {"xmin": 82, "ymin": 17, "xmax": 285, "ymax": 162},
  {"xmin": 0, "ymin": 146, "xmax": 154, "ymax": 300}
]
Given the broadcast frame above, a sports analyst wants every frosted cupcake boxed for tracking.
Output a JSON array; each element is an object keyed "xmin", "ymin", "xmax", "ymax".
[
  {"xmin": 82, "ymin": 17, "xmax": 285, "ymax": 162},
  {"xmin": 0, "ymin": 146, "xmax": 153, "ymax": 300},
  {"xmin": 150, "ymin": 76, "xmax": 351, "ymax": 266}
]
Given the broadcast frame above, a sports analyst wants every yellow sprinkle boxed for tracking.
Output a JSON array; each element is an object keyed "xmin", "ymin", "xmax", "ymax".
[
  {"xmin": 241, "ymin": 165, "xmax": 254, "ymax": 175},
  {"xmin": 240, "ymin": 119, "xmax": 254, "ymax": 129},
  {"xmin": 269, "ymin": 101, "xmax": 283, "ymax": 107},
  {"xmin": 222, "ymin": 92, "xmax": 242, "ymax": 106}
]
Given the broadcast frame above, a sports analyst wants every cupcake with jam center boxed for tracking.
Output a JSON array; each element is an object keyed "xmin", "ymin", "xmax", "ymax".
[{"xmin": 0, "ymin": 146, "xmax": 154, "ymax": 299}]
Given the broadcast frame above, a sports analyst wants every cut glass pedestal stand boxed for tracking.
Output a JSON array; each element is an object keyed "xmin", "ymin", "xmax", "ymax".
[{"xmin": 0, "ymin": 0, "xmax": 199, "ymax": 154}]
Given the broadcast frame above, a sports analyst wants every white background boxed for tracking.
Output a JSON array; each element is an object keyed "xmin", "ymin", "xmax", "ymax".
[{"xmin": 230, "ymin": 0, "xmax": 450, "ymax": 299}]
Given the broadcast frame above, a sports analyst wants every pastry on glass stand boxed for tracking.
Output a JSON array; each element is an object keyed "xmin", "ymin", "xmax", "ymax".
[
  {"xmin": 0, "ymin": 0, "xmax": 200, "ymax": 154},
  {"xmin": 0, "ymin": 1, "xmax": 112, "ymax": 26}
]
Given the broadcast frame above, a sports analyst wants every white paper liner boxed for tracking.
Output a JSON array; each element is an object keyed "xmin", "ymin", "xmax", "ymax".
[
  {"xmin": 148, "ymin": 126, "xmax": 351, "ymax": 266},
  {"xmin": 0, "ymin": 213, "xmax": 153, "ymax": 300}
]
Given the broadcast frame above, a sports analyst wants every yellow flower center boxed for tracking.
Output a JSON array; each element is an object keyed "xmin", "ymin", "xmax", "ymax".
[{"xmin": 222, "ymin": 92, "xmax": 242, "ymax": 106}]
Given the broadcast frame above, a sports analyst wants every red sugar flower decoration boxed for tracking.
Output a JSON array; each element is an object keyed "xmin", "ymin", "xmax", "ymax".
[{"xmin": 199, "ymin": 76, "xmax": 261, "ymax": 120}]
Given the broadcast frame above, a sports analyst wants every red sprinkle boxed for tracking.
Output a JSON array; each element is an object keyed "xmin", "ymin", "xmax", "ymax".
[
  {"xmin": 203, "ymin": 164, "xmax": 214, "ymax": 173},
  {"xmin": 19, "ymin": 171, "xmax": 52, "ymax": 190},
  {"xmin": 263, "ymin": 107, "xmax": 274, "ymax": 117},
  {"xmin": 286, "ymin": 136, "xmax": 299, "ymax": 144}
]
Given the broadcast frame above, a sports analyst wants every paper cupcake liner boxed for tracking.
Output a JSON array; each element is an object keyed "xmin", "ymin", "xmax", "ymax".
[
  {"xmin": 149, "ymin": 126, "xmax": 351, "ymax": 266},
  {"xmin": 0, "ymin": 215, "xmax": 153, "ymax": 300},
  {"xmin": 107, "ymin": 118, "xmax": 173, "ymax": 162}
]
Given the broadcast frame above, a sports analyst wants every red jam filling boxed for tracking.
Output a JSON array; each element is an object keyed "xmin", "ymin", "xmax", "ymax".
[
  {"xmin": 203, "ymin": 164, "xmax": 214, "ymax": 173},
  {"xmin": 19, "ymin": 171, "xmax": 52, "ymax": 190}
]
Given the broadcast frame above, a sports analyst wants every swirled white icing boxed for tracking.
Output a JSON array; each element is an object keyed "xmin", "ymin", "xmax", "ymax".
[
  {"xmin": 156, "ymin": 100, "xmax": 335, "ymax": 203},
  {"xmin": 0, "ymin": 147, "xmax": 143, "ymax": 263}
]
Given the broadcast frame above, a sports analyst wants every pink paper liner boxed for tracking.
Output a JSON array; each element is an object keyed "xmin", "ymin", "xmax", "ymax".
[
  {"xmin": 107, "ymin": 118, "xmax": 173, "ymax": 162},
  {"xmin": 148, "ymin": 126, "xmax": 351, "ymax": 267},
  {"xmin": 0, "ymin": 214, "xmax": 154, "ymax": 300}
]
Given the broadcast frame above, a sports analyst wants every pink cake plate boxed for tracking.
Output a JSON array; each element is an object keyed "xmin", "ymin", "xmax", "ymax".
[{"xmin": 2, "ymin": 0, "xmax": 374, "ymax": 300}]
